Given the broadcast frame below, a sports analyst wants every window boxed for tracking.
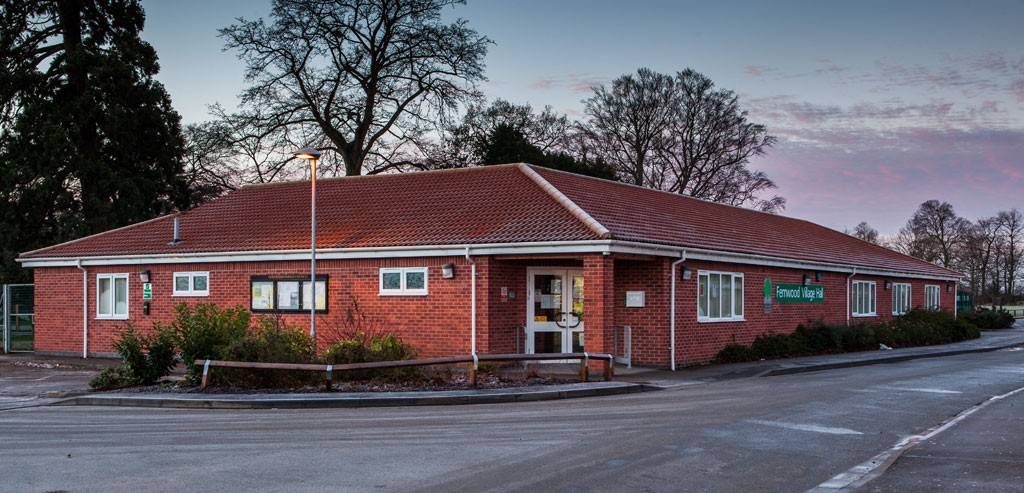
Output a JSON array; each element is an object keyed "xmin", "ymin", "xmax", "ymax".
[
  {"xmin": 697, "ymin": 271, "xmax": 744, "ymax": 322},
  {"xmin": 851, "ymin": 280, "xmax": 876, "ymax": 317},
  {"xmin": 250, "ymin": 276, "xmax": 327, "ymax": 312},
  {"xmin": 173, "ymin": 271, "xmax": 209, "ymax": 296},
  {"xmin": 925, "ymin": 285, "xmax": 941, "ymax": 310},
  {"xmin": 379, "ymin": 267, "xmax": 428, "ymax": 296},
  {"xmin": 892, "ymin": 283, "xmax": 911, "ymax": 315},
  {"xmin": 97, "ymin": 273, "xmax": 129, "ymax": 319}
]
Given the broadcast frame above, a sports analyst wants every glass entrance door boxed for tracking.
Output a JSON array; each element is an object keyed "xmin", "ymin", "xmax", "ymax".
[{"xmin": 527, "ymin": 269, "xmax": 584, "ymax": 354}]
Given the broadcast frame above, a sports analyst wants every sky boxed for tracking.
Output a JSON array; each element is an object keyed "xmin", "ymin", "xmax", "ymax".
[{"xmin": 139, "ymin": 0, "xmax": 1024, "ymax": 234}]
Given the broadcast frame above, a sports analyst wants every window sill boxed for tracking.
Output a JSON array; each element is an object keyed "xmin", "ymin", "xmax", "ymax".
[
  {"xmin": 852, "ymin": 313, "xmax": 877, "ymax": 318},
  {"xmin": 96, "ymin": 315, "xmax": 129, "ymax": 321},
  {"xmin": 379, "ymin": 291, "xmax": 428, "ymax": 297},
  {"xmin": 173, "ymin": 292, "xmax": 209, "ymax": 297},
  {"xmin": 697, "ymin": 317, "xmax": 746, "ymax": 323}
]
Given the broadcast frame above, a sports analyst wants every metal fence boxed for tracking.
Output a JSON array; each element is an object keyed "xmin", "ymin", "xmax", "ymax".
[{"xmin": 2, "ymin": 284, "xmax": 34, "ymax": 353}]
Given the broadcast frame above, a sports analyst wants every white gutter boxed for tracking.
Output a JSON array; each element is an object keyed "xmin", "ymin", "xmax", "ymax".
[
  {"xmin": 846, "ymin": 267, "xmax": 858, "ymax": 326},
  {"xmin": 465, "ymin": 247, "xmax": 477, "ymax": 363},
  {"xmin": 670, "ymin": 250, "xmax": 687, "ymax": 371},
  {"xmin": 76, "ymin": 259, "xmax": 88, "ymax": 358}
]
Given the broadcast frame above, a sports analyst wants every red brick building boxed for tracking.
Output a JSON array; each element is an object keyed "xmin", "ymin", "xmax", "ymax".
[{"xmin": 18, "ymin": 164, "xmax": 961, "ymax": 368}]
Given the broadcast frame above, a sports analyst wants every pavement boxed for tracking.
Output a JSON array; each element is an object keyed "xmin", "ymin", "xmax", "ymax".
[
  {"xmin": 618, "ymin": 326, "xmax": 1024, "ymax": 388},
  {"xmin": 2, "ymin": 348, "xmax": 1024, "ymax": 492}
]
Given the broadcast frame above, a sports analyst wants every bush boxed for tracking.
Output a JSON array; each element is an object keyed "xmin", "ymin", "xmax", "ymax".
[
  {"xmin": 321, "ymin": 332, "xmax": 419, "ymax": 382},
  {"xmin": 714, "ymin": 309, "xmax": 980, "ymax": 364},
  {"xmin": 89, "ymin": 324, "xmax": 177, "ymax": 390},
  {"xmin": 167, "ymin": 303, "xmax": 251, "ymax": 383},
  {"xmin": 217, "ymin": 317, "xmax": 318, "ymax": 388},
  {"xmin": 961, "ymin": 309, "xmax": 1015, "ymax": 330}
]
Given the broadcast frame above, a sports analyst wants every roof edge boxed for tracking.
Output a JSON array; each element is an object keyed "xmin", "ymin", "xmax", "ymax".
[
  {"xmin": 18, "ymin": 212, "xmax": 179, "ymax": 259},
  {"xmin": 516, "ymin": 163, "xmax": 611, "ymax": 239}
]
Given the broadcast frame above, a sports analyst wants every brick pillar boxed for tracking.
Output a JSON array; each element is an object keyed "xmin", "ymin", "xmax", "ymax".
[{"xmin": 584, "ymin": 253, "xmax": 615, "ymax": 373}]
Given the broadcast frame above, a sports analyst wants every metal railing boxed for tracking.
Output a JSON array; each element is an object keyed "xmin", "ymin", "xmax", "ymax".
[
  {"xmin": 195, "ymin": 352, "xmax": 615, "ymax": 390},
  {"xmin": 613, "ymin": 325, "xmax": 632, "ymax": 368}
]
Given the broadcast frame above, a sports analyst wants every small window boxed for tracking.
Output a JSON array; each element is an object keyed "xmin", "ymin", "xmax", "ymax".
[
  {"xmin": 173, "ymin": 271, "xmax": 209, "ymax": 296},
  {"xmin": 250, "ymin": 276, "xmax": 328, "ymax": 312},
  {"xmin": 97, "ymin": 273, "xmax": 129, "ymax": 319},
  {"xmin": 697, "ymin": 271, "xmax": 744, "ymax": 322},
  {"xmin": 379, "ymin": 267, "xmax": 429, "ymax": 296},
  {"xmin": 925, "ymin": 285, "xmax": 941, "ymax": 310},
  {"xmin": 892, "ymin": 283, "xmax": 911, "ymax": 315},
  {"xmin": 851, "ymin": 280, "xmax": 876, "ymax": 317}
]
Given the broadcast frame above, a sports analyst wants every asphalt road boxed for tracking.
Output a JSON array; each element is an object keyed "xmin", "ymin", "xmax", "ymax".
[{"xmin": 2, "ymin": 349, "xmax": 1024, "ymax": 493}]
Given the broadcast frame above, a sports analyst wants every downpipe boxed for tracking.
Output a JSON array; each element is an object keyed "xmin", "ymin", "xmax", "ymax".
[
  {"xmin": 846, "ymin": 267, "xmax": 858, "ymax": 326},
  {"xmin": 670, "ymin": 250, "xmax": 687, "ymax": 371},
  {"xmin": 77, "ymin": 259, "xmax": 88, "ymax": 358},
  {"xmin": 465, "ymin": 247, "xmax": 477, "ymax": 367}
]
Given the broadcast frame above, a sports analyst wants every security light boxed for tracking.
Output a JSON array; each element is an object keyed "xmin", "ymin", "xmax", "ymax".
[
  {"xmin": 885, "ymin": 280, "xmax": 892, "ymax": 290},
  {"xmin": 682, "ymin": 266, "xmax": 692, "ymax": 280},
  {"xmin": 139, "ymin": 270, "xmax": 151, "ymax": 283},
  {"xmin": 442, "ymin": 263, "xmax": 455, "ymax": 279}
]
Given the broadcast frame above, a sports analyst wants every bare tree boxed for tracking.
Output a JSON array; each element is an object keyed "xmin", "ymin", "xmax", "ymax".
[
  {"xmin": 580, "ymin": 68, "xmax": 676, "ymax": 186},
  {"xmin": 579, "ymin": 67, "xmax": 783, "ymax": 211},
  {"xmin": 997, "ymin": 209, "xmax": 1023, "ymax": 302},
  {"xmin": 901, "ymin": 200, "xmax": 970, "ymax": 269},
  {"xmin": 659, "ymin": 69, "xmax": 781, "ymax": 211},
  {"xmin": 958, "ymin": 218, "xmax": 1000, "ymax": 300},
  {"xmin": 848, "ymin": 221, "xmax": 880, "ymax": 244},
  {"xmin": 217, "ymin": 0, "xmax": 490, "ymax": 177}
]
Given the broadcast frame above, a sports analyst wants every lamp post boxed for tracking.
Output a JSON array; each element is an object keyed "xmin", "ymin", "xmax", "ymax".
[{"xmin": 293, "ymin": 147, "xmax": 321, "ymax": 340}]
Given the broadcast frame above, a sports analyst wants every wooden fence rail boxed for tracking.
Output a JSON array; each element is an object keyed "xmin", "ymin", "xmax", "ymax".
[{"xmin": 195, "ymin": 352, "xmax": 615, "ymax": 390}]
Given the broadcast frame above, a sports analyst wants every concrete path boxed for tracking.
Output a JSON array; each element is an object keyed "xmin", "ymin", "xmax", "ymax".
[{"xmin": 619, "ymin": 325, "xmax": 1024, "ymax": 388}]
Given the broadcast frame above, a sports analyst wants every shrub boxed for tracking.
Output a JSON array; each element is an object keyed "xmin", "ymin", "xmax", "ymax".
[
  {"xmin": 714, "ymin": 309, "xmax": 980, "ymax": 364},
  {"xmin": 167, "ymin": 303, "xmax": 251, "ymax": 383},
  {"xmin": 321, "ymin": 332, "xmax": 419, "ymax": 382},
  {"xmin": 961, "ymin": 309, "xmax": 1015, "ymax": 330},
  {"xmin": 89, "ymin": 324, "xmax": 177, "ymax": 390},
  {"xmin": 715, "ymin": 344, "xmax": 758, "ymax": 363},
  {"xmin": 217, "ymin": 317, "xmax": 318, "ymax": 388}
]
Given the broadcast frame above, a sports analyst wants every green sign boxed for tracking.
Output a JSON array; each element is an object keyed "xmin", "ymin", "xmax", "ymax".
[
  {"xmin": 142, "ymin": 282, "xmax": 152, "ymax": 300},
  {"xmin": 775, "ymin": 284, "xmax": 824, "ymax": 303}
]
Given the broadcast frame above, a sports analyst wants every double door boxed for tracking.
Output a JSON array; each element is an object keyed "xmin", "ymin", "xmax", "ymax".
[{"xmin": 526, "ymin": 269, "xmax": 584, "ymax": 354}]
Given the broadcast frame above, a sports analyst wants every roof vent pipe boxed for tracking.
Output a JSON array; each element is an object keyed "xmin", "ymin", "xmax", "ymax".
[{"xmin": 169, "ymin": 215, "xmax": 181, "ymax": 245}]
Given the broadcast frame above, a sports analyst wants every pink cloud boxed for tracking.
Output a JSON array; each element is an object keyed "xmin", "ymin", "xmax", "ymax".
[{"xmin": 744, "ymin": 65, "xmax": 773, "ymax": 77}]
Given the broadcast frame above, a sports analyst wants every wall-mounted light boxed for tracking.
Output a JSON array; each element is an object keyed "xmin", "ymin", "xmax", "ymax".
[
  {"xmin": 682, "ymin": 266, "xmax": 692, "ymax": 280},
  {"xmin": 815, "ymin": 271, "xmax": 822, "ymax": 282},
  {"xmin": 139, "ymin": 270, "xmax": 151, "ymax": 283},
  {"xmin": 947, "ymin": 284, "xmax": 954, "ymax": 293},
  {"xmin": 884, "ymin": 280, "xmax": 892, "ymax": 290},
  {"xmin": 441, "ymin": 263, "xmax": 455, "ymax": 279},
  {"xmin": 802, "ymin": 274, "xmax": 810, "ymax": 286}
]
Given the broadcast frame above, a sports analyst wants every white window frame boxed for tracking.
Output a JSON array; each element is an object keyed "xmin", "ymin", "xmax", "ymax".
[
  {"xmin": 892, "ymin": 283, "xmax": 912, "ymax": 316},
  {"xmin": 925, "ymin": 285, "xmax": 941, "ymax": 310},
  {"xmin": 96, "ymin": 273, "xmax": 129, "ymax": 320},
  {"xmin": 851, "ymin": 280, "xmax": 877, "ymax": 317},
  {"xmin": 379, "ymin": 267, "xmax": 429, "ymax": 296},
  {"xmin": 172, "ymin": 271, "xmax": 210, "ymax": 297},
  {"xmin": 697, "ymin": 270, "xmax": 745, "ymax": 323}
]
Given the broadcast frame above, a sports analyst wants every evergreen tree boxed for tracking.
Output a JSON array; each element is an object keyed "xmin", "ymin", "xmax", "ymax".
[{"xmin": 0, "ymin": 0, "xmax": 188, "ymax": 282}]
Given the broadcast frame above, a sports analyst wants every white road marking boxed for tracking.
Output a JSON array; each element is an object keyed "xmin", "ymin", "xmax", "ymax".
[
  {"xmin": 747, "ymin": 419, "xmax": 863, "ymax": 436},
  {"xmin": 807, "ymin": 384, "xmax": 1024, "ymax": 492},
  {"xmin": 877, "ymin": 386, "xmax": 962, "ymax": 394}
]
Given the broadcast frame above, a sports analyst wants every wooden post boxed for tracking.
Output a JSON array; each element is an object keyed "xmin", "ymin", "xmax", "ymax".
[
  {"xmin": 579, "ymin": 355, "xmax": 589, "ymax": 382},
  {"xmin": 603, "ymin": 358, "xmax": 614, "ymax": 381},
  {"xmin": 325, "ymin": 364, "xmax": 333, "ymax": 391},
  {"xmin": 468, "ymin": 362, "xmax": 477, "ymax": 387},
  {"xmin": 200, "ymin": 359, "xmax": 211, "ymax": 390}
]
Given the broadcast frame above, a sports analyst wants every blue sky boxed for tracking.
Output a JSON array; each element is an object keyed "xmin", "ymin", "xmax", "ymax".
[{"xmin": 140, "ymin": 0, "xmax": 1024, "ymax": 234}]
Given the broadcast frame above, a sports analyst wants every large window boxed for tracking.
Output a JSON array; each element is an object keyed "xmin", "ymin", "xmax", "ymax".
[
  {"xmin": 379, "ymin": 267, "xmax": 428, "ymax": 296},
  {"xmin": 697, "ymin": 271, "xmax": 744, "ymax": 322},
  {"xmin": 250, "ymin": 276, "xmax": 327, "ymax": 313},
  {"xmin": 97, "ymin": 273, "xmax": 129, "ymax": 319},
  {"xmin": 925, "ymin": 285, "xmax": 941, "ymax": 310},
  {"xmin": 851, "ymin": 280, "xmax": 876, "ymax": 317},
  {"xmin": 173, "ymin": 271, "xmax": 209, "ymax": 296},
  {"xmin": 892, "ymin": 283, "xmax": 911, "ymax": 315}
]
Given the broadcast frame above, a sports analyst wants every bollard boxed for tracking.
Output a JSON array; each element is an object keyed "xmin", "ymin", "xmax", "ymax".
[{"xmin": 325, "ymin": 364, "xmax": 333, "ymax": 390}]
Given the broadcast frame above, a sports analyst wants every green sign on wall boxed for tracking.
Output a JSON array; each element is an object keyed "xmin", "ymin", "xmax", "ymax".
[
  {"xmin": 775, "ymin": 284, "xmax": 824, "ymax": 303},
  {"xmin": 142, "ymin": 282, "xmax": 152, "ymax": 300}
]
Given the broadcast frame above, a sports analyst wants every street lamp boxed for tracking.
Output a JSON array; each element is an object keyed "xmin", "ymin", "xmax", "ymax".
[{"xmin": 293, "ymin": 147, "xmax": 321, "ymax": 340}]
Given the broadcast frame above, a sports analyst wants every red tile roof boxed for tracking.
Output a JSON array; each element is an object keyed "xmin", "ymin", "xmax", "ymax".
[{"xmin": 20, "ymin": 163, "xmax": 959, "ymax": 279}]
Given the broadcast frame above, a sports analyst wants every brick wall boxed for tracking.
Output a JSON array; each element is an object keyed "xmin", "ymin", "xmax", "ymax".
[{"xmin": 32, "ymin": 255, "xmax": 957, "ymax": 367}]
